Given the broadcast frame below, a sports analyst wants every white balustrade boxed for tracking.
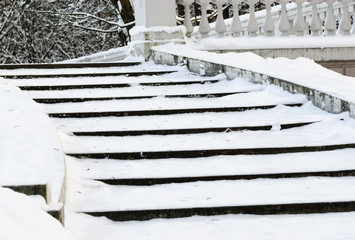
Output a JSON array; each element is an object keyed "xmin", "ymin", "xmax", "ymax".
[
  {"xmin": 228, "ymin": 0, "xmax": 243, "ymax": 36},
  {"xmin": 262, "ymin": 0, "xmax": 276, "ymax": 36},
  {"xmin": 196, "ymin": 0, "xmax": 211, "ymax": 38},
  {"xmin": 212, "ymin": 0, "xmax": 228, "ymax": 37},
  {"xmin": 177, "ymin": 0, "xmax": 355, "ymax": 38},
  {"xmin": 178, "ymin": 0, "xmax": 194, "ymax": 37}
]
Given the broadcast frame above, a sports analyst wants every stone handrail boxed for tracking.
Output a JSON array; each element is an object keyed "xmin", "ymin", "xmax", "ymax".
[{"xmin": 178, "ymin": 0, "xmax": 355, "ymax": 38}]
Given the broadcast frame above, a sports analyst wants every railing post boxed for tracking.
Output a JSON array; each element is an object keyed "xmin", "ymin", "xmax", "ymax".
[
  {"xmin": 229, "ymin": 0, "xmax": 243, "ymax": 37},
  {"xmin": 277, "ymin": 0, "xmax": 291, "ymax": 36},
  {"xmin": 294, "ymin": 0, "xmax": 306, "ymax": 36},
  {"xmin": 262, "ymin": 0, "xmax": 275, "ymax": 36},
  {"xmin": 178, "ymin": 0, "xmax": 194, "ymax": 37},
  {"xmin": 197, "ymin": 0, "xmax": 211, "ymax": 38},
  {"xmin": 338, "ymin": 0, "xmax": 352, "ymax": 35},
  {"xmin": 246, "ymin": 0, "xmax": 259, "ymax": 36},
  {"xmin": 130, "ymin": 0, "xmax": 185, "ymax": 60},
  {"xmin": 324, "ymin": 0, "xmax": 337, "ymax": 35},
  {"xmin": 212, "ymin": 0, "xmax": 228, "ymax": 37},
  {"xmin": 308, "ymin": 0, "xmax": 322, "ymax": 36}
]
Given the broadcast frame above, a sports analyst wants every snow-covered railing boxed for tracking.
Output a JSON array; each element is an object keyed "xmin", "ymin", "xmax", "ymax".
[{"xmin": 178, "ymin": 0, "xmax": 355, "ymax": 38}]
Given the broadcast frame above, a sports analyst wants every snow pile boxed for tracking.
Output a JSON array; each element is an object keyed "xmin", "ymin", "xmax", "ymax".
[
  {"xmin": 196, "ymin": 35, "xmax": 355, "ymax": 50},
  {"xmin": 0, "ymin": 187, "xmax": 74, "ymax": 240},
  {"xmin": 152, "ymin": 43, "xmax": 355, "ymax": 104},
  {"xmin": 0, "ymin": 78, "xmax": 65, "ymax": 203}
]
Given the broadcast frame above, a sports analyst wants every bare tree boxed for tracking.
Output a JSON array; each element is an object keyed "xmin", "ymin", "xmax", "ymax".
[{"xmin": 0, "ymin": 0, "xmax": 135, "ymax": 64}]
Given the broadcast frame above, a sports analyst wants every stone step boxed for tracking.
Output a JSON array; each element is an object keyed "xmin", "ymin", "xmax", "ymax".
[
  {"xmin": 66, "ymin": 143, "xmax": 355, "ymax": 160},
  {"xmin": 73, "ymin": 121, "xmax": 315, "ymax": 136},
  {"xmin": 67, "ymin": 177, "xmax": 355, "ymax": 221},
  {"xmin": 3, "ymin": 184, "xmax": 47, "ymax": 200},
  {"xmin": 2, "ymin": 184, "xmax": 63, "ymax": 221},
  {"xmin": 48, "ymin": 103, "xmax": 304, "ymax": 118},
  {"xmin": 19, "ymin": 79, "xmax": 220, "ymax": 91},
  {"xmin": 0, "ymin": 62, "xmax": 141, "ymax": 69},
  {"xmin": 34, "ymin": 91, "xmax": 243, "ymax": 104},
  {"xmin": 83, "ymin": 201, "xmax": 355, "ymax": 221},
  {"xmin": 96, "ymin": 169, "xmax": 355, "ymax": 185},
  {"xmin": 67, "ymin": 149, "xmax": 355, "ymax": 183},
  {"xmin": 1, "ymin": 70, "xmax": 177, "ymax": 79},
  {"xmin": 51, "ymin": 106, "xmax": 328, "ymax": 133}
]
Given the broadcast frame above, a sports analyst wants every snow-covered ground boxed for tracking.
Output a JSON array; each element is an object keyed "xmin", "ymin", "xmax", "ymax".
[
  {"xmin": 0, "ymin": 77, "xmax": 72, "ymax": 239},
  {"xmin": 0, "ymin": 187, "xmax": 74, "ymax": 240},
  {"xmin": 65, "ymin": 211, "xmax": 355, "ymax": 240},
  {"xmin": 0, "ymin": 78, "xmax": 64, "ymax": 201},
  {"xmin": 2, "ymin": 55, "xmax": 355, "ymax": 240},
  {"xmin": 152, "ymin": 43, "xmax": 355, "ymax": 104}
]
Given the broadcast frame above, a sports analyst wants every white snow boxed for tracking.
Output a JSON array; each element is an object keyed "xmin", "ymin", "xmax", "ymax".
[
  {"xmin": 0, "ymin": 78, "xmax": 64, "ymax": 203},
  {"xmin": 196, "ymin": 35, "xmax": 355, "ymax": 50},
  {"xmin": 0, "ymin": 62, "xmax": 179, "ymax": 77},
  {"xmin": 0, "ymin": 187, "xmax": 74, "ymax": 240},
  {"xmin": 20, "ymin": 77, "xmax": 264, "ymax": 99},
  {"xmin": 67, "ymin": 149, "xmax": 355, "ymax": 180},
  {"xmin": 52, "ymin": 103, "xmax": 328, "ymax": 132},
  {"xmin": 61, "ymin": 117, "xmax": 355, "ymax": 153},
  {"xmin": 42, "ymin": 84, "xmax": 306, "ymax": 113},
  {"xmin": 3, "ymin": 40, "xmax": 355, "ymax": 240},
  {"xmin": 65, "ymin": 211, "xmax": 355, "ymax": 240},
  {"xmin": 152, "ymin": 43, "xmax": 355, "ymax": 105},
  {"xmin": 66, "ymin": 177, "xmax": 355, "ymax": 212},
  {"xmin": 129, "ymin": 25, "xmax": 187, "ymax": 36}
]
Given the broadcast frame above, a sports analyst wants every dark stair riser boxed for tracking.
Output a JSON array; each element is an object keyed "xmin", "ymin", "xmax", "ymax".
[
  {"xmin": 67, "ymin": 144, "xmax": 355, "ymax": 160},
  {"xmin": 34, "ymin": 92, "xmax": 242, "ymax": 104},
  {"xmin": 84, "ymin": 201, "xmax": 355, "ymax": 221},
  {"xmin": 4, "ymin": 184, "xmax": 47, "ymax": 199},
  {"xmin": 97, "ymin": 169, "xmax": 355, "ymax": 186},
  {"xmin": 73, "ymin": 122, "xmax": 315, "ymax": 137},
  {"xmin": 21, "ymin": 80, "xmax": 220, "ymax": 91},
  {"xmin": 1, "ymin": 70, "xmax": 177, "ymax": 79},
  {"xmin": 0, "ymin": 62, "xmax": 141, "ymax": 69},
  {"xmin": 21, "ymin": 84, "xmax": 131, "ymax": 91},
  {"xmin": 48, "ymin": 103, "xmax": 304, "ymax": 118}
]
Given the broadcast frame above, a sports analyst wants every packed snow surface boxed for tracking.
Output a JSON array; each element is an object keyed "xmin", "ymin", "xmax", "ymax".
[
  {"xmin": 152, "ymin": 43, "xmax": 355, "ymax": 104},
  {"xmin": 0, "ymin": 187, "xmax": 74, "ymax": 240},
  {"xmin": 0, "ymin": 78, "xmax": 64, "ymax": 203},
  {"xmin": 65, "ymin": 211, "xmax": 355, "ymax": 240}
]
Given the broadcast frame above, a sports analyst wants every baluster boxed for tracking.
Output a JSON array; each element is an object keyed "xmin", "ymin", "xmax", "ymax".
[
  {"xmin": 277, "ymin": 0, "xmax": 291, "ymax": 36},
  {"xmin": 212, "ymin": 0, "xmax": 227, "ymax": 37},
  {"xmin": 196, "ymin": 0, "xmax": 211, "ymax": 38},
  {"xmin": 228, "ymin": 0, "xmax": 243, "ymax": 36},
  {"xmin": 339, "ymin": 0, "xmax": 352, "ymax": 35},
  {"xmin": 178, "ymin": 0, "xmax": 194, "ymax": 37},
  {"xmin": 262, "ymin": 0, "xmax": 275, "ymax": 36},
  {"xmin": 324, "ymin": 0, "xmax": 336, "ymax": 35},
  {"xmin": 294, "ymin": 0, "xmax": 306, "ymax": 36},
  {"xmin": 246, "ymin": 0, "xmax": 259, "ymax": 36},
  {"xmin": 308, "ymin": 0, "xmax": 322, "ymax": 36}
]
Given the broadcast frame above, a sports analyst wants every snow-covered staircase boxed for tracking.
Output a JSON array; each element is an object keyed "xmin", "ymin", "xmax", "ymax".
[{"xmin": 4, "ymin": 62, "xmax": 355, "ymax": 235}]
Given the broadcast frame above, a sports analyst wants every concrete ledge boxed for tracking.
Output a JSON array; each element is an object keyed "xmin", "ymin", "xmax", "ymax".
[
  {"xmin": 151, "ymin": 48, "xmax": 355, "ymax": 119},
  {"xmin": 210, "ymin": 47, "xmax": 355, "ymax": 63}
]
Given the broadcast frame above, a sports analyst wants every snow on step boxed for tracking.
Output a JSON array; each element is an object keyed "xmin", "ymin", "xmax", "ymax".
[
  {"xmin": 11, "ymin": 72, "xmax": 223, "ymax": 87},
  {"xmin": 22, "ymin": 79, "xmax": 264, "ymax": 99},
  {"xmin": 60, "ymin": 118, "xmax": 355, "ymax": 153},
  {"xmin": 0, "ymin": 62, "xmax": 178, "ymax": 77},
  {"xmin": 66, "ymin": 149, "xmax": 355, "ymax": 180},
  {"xmin": 66, "ymin": 177, "xmax": 355, "ymax": 212},
  {"xmin": 52, "ymin": 104, "xmax": 330, "ymax": 133},
  {"xmin": 64, "ymin": 211, "xmax": 355, "ymax": 240},
  {"xmin": 42, "ymin": 86, "xmax": 306, "ymax": 113}
]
